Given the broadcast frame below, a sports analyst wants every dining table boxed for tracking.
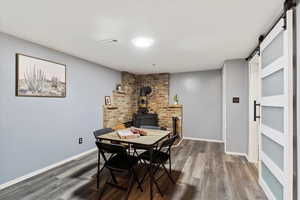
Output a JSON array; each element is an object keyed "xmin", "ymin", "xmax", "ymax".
[{"xmin": 97, "ymin": 128, "xmax": 172, "ymax": 200}]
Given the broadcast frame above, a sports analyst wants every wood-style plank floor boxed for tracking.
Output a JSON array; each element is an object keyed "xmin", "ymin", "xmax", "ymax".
[{"xmin": 0, "ymin": 140, "xmax": 267, "ymax": 200}]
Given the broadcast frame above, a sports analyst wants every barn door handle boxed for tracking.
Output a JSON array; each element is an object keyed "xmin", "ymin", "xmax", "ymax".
[{"xmin": 254, "ymin": 100, "xmax": 261, "ymax": 121}]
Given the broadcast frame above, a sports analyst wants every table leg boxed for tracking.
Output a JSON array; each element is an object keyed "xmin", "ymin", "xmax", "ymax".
[{"xmin": 149, "ymin": 147, "xmax": 153, "ymax": 200}]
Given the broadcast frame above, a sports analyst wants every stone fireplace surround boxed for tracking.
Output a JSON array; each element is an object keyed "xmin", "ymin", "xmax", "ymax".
[{"xmin": 103, "ymin": 72, "xmax": 183, "ymax": 138}]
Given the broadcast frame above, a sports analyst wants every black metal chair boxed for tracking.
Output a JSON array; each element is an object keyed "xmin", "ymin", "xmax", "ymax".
[
  {"xmin": 132, "ymin": 126, "xmax": 160, "ymax": 159},
  {"xmin": 93, "ymin": 128, "xmax": 113, "ymax": 140},
  {"xmin": 138, "ymin": 135, "xmax": 178, "ymax": 197},
  {"xmin": 133, "ymin": 125, "xmax": 166, "ymax": 158},
  {"xmin": 123, "ymin": 121, "xmax": 133, "ymax": 128},
  {"xmin": 94, "ymin": 127, "xmax": 130, "ymax": 150},
  {"xmin": 93, "ymin": 128, "xmax": 114, "ymax": 188},
  {"xmin": 95, "ymin": 141, "xmax": 143, "ymax": 200}
]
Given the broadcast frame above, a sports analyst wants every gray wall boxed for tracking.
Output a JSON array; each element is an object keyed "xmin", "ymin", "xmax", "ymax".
[
  {"xmin": 169, "ymin": 70, "xmax": 222, "ymax": 140},
  {"xmin": 223, "ymin": 59, "xmax": 249, "ymax": 154},
  {"xmin": 0, "ymin": 33, "xmax": 121, "ymax": 185}
]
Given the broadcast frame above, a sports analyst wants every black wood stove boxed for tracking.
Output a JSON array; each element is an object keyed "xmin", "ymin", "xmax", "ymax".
[
  {"xmin": 133, "ymin": 113, "xmax": 158, "ymax": 128},
  {"xmin": 133, "ymin": 86, "xmax": 159, "ymax": 128}
]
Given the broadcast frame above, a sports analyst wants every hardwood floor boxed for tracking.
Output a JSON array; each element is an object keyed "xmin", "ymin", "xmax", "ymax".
[{"xmin": 0, "ymin": 140, "xmax": 267, "ymax": 200}]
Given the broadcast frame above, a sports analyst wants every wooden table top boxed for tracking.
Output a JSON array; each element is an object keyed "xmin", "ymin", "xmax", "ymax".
[{"xmin": 97, "ymin": 128, "xmax": 171, "ymax": 146}]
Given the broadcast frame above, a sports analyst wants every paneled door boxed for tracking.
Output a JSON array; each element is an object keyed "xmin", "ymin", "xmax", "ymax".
[
  {"xmin": 248, "ymin": 53, "xmax": 260, "ymax": 164},
  {"xmin": 258, "ymin": 10, "xmax": 294, "ymax": 200}
]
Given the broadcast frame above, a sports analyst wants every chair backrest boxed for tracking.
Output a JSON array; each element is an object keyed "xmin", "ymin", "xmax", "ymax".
[
  {"xmin": 159, "ymin": 135, "xmax": 178, "ymax": 150},
  {"xmin": 151, "ymin": 135, "xmax": 178, "ymax": 161},
  {"xmin": 95, "ymin": 141, "xmax": 132, "ymax": 171},
  {"xmin": 93, "ymin": 128, "xmax": 113, "ymax": 139},
  {"xmin": 124, "ymin": 121, "xmax": 133, "ymax": 128},
  {"xmin": 95, "ymin": 141, "xmax": 127, "ymax": 156}
]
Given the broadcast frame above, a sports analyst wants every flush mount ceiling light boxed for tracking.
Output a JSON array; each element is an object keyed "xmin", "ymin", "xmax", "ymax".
[
  {"xmin": 97, "ymin": 38, "xmax": 118, "ymax": 44},
  {"xmin": 132, "ymin": 37, "xmax": 154, "ymax": 48}
]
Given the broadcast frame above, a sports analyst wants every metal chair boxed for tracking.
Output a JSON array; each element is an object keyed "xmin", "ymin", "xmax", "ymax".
[
  {"xmin": 138, "ymin": 135, "xmax": 178, "ymax": 197},
  {"xmin": 95, "ymin": 141, "xmax": 143, "ymax": 200},
  {"xmin": 93, "ymin": 128, "xmax": 113, "ymax": 140},
  {"xmin": 93, "ymin": 128, "xmax": 114, "ymax": 188}
]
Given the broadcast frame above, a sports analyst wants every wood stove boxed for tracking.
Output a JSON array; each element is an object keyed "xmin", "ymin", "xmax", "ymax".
[{"xmin": 133, "ymin": 113, "xmax": 158, "ymax": 128}]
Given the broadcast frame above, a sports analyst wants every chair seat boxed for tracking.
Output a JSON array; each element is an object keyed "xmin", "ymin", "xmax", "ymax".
[
  {"xmin": 106, "ymin": 154, "xmax": 139, "ymax": 171},
  {"xmin": 139, "ymin": 150, "xmax": 169, "ymax": 163}
]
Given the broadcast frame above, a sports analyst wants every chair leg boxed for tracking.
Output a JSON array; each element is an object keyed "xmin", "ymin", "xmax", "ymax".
[
  {"xmin": 162, "ymin": 162, "xmax": 176, "ymax": 184},
  {"xmin": 153, "ymin": 178, "xmax": 164, "ymax": 197},
  {"xmin": 97, "ymin": 151, "xmax": 100, "ymax": 189},
  {"xmin": 139, "ymin": 157, "xmax": 146, "ymax": 165},
  {"xmin": 109, "ymin": 170, "xmax": 118, "ymax": 184},
  {"xmin": 169, "ymin": 155, "xmax": 172, "ymax": 175},
  {"xmin": 139, "ymin": 164, "xmax": 150, "ymax": 186},
  {"xmin": 133, "ymin": 149, "xmax": 138, "ymax": 157},
  {"xmin": 128, "ymin": 145, "xmax": 131, "ymax": 155},
  {"xmin": 131, "ymin": 168, "xmax": 143, "ymax": 192},
  {"xmin": 97, "ymin": 151, "xmax": 108, "ymax": 189},
  {"xmin": 139, "ymin": 162, "xmax": 160, "ymax": 186},
  {"xmin": 133, "ymin": 149, "xmax": 142, "ymax": 164},
  {"xmin": 124, "ymin": 174, "xmax": 134, "ymax": 200},
  {"xmin": 98, "ymin": 178, "xmax": 109, "ymax": 200},
  {"xmin": 153, "ymin": 163, "xmax": 163, "ymax": 178}
]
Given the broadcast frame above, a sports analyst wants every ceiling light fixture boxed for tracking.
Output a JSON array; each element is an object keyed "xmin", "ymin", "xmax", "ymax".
[
  {"xmin": 97, "ymin": 38, "xmax": 118, "ymax": 44},
  {"xmin": 132, "ymin": 37, "xmax": 154, "ymax": 48}
]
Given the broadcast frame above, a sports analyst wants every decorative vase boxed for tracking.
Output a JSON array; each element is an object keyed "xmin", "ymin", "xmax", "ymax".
[{"xmin": 173, "ymin": 94, "xmax": 179, "ymax": 105}]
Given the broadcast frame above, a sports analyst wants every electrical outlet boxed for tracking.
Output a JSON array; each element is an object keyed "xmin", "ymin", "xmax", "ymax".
[{"xmin": 79, "ymin": 137, "xmax": 83, "ymax": 144}]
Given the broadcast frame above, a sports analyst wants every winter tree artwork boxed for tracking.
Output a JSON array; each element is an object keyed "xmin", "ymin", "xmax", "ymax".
[{"xmin": 16, "ymin": 54, "xmax": 66, "ymax": 97}]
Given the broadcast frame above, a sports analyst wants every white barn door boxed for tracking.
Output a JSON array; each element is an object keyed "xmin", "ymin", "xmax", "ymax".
[{"xmin": 258, "ymin": 10, "xmax": 294, "ymax": 200}]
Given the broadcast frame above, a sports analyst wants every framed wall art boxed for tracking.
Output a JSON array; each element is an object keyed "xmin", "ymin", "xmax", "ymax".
[{"xmin": 16, "ymin": 54, "xmax": 66, "ymax": 97}]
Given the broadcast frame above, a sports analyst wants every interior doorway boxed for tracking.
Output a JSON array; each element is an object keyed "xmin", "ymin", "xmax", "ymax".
[{"xmin": 248, "ymin": 53, "xmax": 260, "ymax": 164}]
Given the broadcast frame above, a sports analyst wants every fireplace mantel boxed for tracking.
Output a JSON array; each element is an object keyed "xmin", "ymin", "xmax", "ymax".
[{"xmin": 164, "ymin": 104, "xmax": 183, "ymax": 108}]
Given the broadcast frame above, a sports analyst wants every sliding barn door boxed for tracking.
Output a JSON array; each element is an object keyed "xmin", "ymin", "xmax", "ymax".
[{"xmin": 258, "ymin": 10, "xmax": 293, "ymax": 200}]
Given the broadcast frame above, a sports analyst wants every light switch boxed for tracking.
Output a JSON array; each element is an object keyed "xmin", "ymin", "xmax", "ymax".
[{"xmin": 232, "ymin": 97, "xmax": 240, "ymax": 103}]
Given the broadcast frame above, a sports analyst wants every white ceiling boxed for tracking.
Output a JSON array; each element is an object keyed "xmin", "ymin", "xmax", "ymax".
[{"xmin": 0, "ymin": 0, "xmax": 283, "ymax": 74}]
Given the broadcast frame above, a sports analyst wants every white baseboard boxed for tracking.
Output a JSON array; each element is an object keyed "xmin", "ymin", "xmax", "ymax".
[
  {"xmin": 225, "ymin": 151, "xmax": 248, "ymax": 158},
  {"xmin": 246, "ymin": 156, "xmax": 259, "ymax": 164},
  {"xmin": 173, "ymin": 137, "xmax": 184, "ymax": 147},
  {"xmin": 0, "ymin": 148, "xmax": 97, "ymax": 190},
  {"xmin": 259, "ymin": 178, "xmax": 275, "ymax": 200},
  {"xmin": 183, "ymin": 137, "xmax": 224, "ymax": 143}
]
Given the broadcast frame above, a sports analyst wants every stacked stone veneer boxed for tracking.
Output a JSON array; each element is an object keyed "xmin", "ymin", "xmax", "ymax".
[
  {"xmin": 135, "ymin": 74, "xmax": 169, "ymax": 114},
  {"xmin": 103, "ymin": 72, "xmax": 183, "ymax": 137},
  {"xmin": 160, "ymin": 105, "xmax": 183, "ymax": 138},
  {"xmin": 103, "ymin": 72, "xmax": 137, "ymax": 128}
]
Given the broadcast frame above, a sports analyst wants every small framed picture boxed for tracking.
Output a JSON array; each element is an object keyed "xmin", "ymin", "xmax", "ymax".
[{"xmin": 105, "ymin": 96, "xmax": 111, "ymax": 105}]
